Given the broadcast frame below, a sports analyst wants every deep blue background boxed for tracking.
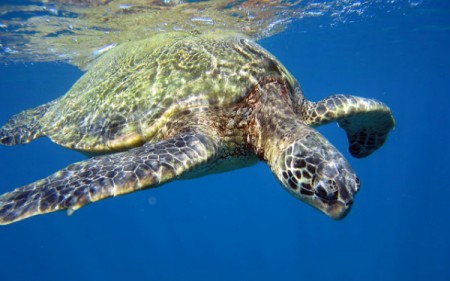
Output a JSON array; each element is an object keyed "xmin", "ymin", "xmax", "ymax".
[{"xmin": 0, "ymin": 1, "xmax": 449, "ymax": 280}]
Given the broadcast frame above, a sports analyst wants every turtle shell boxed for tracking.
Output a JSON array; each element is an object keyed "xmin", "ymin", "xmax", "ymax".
[{"xmin": 41, "ymin": 31, "xmax": 299, "ymax": 153}]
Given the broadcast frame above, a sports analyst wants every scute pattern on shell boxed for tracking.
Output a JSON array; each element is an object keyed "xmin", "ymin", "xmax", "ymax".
[{"xmin": 40, "ymin": 31, "xmax": 296, "ymax": 153}]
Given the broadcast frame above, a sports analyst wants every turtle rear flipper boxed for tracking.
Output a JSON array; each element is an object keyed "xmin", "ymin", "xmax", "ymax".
[
  {"xmin": 0, "ymin": 100, "xmax": 58, "ymax": 146},
  {"xmin": 0, "ymin": 132, "xmax": 218, "ymax": 225},
  {"xmin": 303, "ymin": 95, "xmax": 395, "ymax": 158}
]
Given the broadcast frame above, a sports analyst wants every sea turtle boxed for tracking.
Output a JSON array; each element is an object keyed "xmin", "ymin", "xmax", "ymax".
[{"xmin": 0, "ymin": 31, "xmax": 394, "ymax": 225}]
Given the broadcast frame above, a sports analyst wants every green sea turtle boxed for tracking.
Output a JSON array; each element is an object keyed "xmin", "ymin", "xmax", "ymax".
[{"xmin": 0, "ymin": 31, "xmax": 394, "ymax": 225}]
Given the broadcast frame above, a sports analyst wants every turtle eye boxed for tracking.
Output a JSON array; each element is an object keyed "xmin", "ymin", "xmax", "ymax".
[
  {"xmin": 315, "ymin": 184, "xmax": 327, "ymax": 198},
  {"xmin": 314, "ymin": 182, "xmax": 338, "ymax": 201}
]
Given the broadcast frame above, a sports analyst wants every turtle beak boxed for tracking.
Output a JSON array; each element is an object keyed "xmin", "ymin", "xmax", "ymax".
[
  {"xmin": 310, "ymin": 166, "xmax": 359, "ymax": 220},
  {"xmin": 290, "ymin": 173, "xmax": 357, "ymax": 220},
  {"xmin": 313, "ymin": 180, "xmax": 356, "ymax": 220}
]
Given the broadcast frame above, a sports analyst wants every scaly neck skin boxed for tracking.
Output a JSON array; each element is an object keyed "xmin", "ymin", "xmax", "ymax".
[{"xmin": 244, "ymin": 77, "xmax": 306, "ymax": 166}]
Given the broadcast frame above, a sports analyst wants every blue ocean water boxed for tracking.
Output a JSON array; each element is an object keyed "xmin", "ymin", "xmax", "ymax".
[{"xmin": 0, "ymin": 1, "xmax": 449, "ymax": 280}]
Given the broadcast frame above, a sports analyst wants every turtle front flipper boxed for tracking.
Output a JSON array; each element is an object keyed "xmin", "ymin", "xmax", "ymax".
[
  {"xmin": 302, "ymin": 95, "xmax": 395, "ymax": 158},
  {"xmin": 0, "ymin": 132, "xmax": 218, "ymax": 225}
]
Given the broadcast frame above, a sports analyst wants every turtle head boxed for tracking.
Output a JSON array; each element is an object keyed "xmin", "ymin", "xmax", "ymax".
[
  {"xmin": 274, "ymin": 128, "xmax": 360, "ymax": 219},
  {"xmin": 247, "ymin": 77, "xmax": 361, "ymax": 219}
]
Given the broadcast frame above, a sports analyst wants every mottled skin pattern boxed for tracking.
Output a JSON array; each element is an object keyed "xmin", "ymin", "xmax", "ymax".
[
  {"xmin": 302, "ymin": 95, "xmax": 394, "ymax": 158},
  {"xmin": 0, "ymin": 133, "xmax": 217, "ymax": 223},
  {"xmin": 0, "ymin": 31, "xmax": 395, "ymax": 224},
  {"xmin": 243, "ymin": 79, "xmax": 361, "ymax": 218}
]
